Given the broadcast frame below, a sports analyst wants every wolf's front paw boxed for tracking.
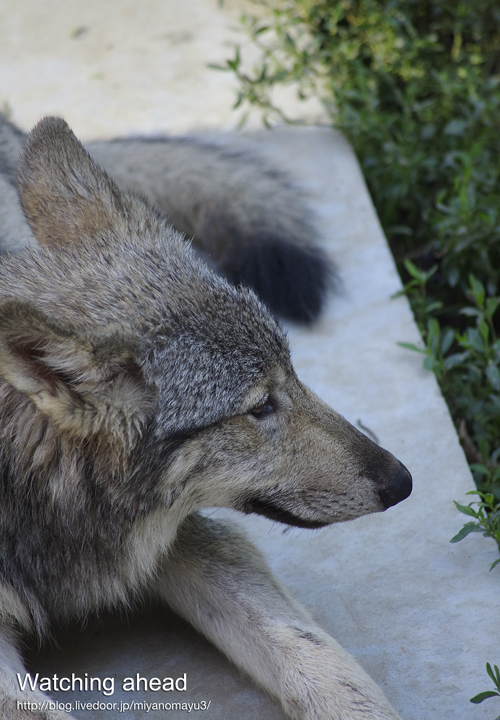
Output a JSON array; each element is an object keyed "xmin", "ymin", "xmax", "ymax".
[{"xmin": 278, "ymin": 628, "xmax": 401, "ymax": 720}]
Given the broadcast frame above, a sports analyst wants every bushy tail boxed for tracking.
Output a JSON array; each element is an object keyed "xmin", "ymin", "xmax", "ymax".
[
  {"xmin": 0, "ymin": 114, "xmax": 36, "ymax": 254},
  {"xmin": 88, "ymin": 137, "xmax": 333, "ymax": 323},
  {"xmin": 0, "ymin": 113, "xmax": 333, "ymax": 322},
  {"xmin": 0, "ymin": 113, "xmax": 25, "ymax": 185}
]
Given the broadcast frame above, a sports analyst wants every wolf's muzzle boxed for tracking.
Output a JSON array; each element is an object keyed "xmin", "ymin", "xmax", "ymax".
[{"xmin": 379, "ymin": 461, "xmax": 412, "ymax": 509}]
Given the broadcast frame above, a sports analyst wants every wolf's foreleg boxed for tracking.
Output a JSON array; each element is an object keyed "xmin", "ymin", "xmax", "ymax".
[
  {"xmin": 154, "ymin": 513, "xmax": 402, "ymax": 720},
  {"xmin": 0, "ymin": 625, "xmax": 75, "ymax": 720}
]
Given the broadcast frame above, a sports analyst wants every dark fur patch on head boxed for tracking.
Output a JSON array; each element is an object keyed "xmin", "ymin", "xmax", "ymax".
[{"xmin": 223, "ymin": 236, "xmax": 334, "ymax": 323}]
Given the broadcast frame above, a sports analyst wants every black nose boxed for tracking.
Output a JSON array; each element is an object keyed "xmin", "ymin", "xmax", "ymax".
[{"xmin": 379, "ymin": 461, "xmax": 412, "ymax": 509}]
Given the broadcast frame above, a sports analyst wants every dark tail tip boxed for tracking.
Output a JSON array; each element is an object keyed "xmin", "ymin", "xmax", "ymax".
[{"xmin": 223, "ymin": 237, "xmax": 335, "ymax": 324}]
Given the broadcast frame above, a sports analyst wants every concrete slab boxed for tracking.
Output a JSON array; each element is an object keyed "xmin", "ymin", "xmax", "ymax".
[{"xmin": 2, "ymin": 1, "xmax": 499, "ymax": 719}]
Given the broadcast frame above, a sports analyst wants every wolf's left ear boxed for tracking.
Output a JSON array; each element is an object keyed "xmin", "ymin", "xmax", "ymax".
[
  {"xmin": 0, "ymin": 299, "xmax": 155, "ymax": 444},
  {"xmin": 17, "ymin": 117, "xmax": 142, "ymax": 247}
]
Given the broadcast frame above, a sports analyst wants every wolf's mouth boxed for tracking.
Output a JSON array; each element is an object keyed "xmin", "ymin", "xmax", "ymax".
[{"xmin": 242, "ymin": 497, "xmax": 329, "ymax": 529}]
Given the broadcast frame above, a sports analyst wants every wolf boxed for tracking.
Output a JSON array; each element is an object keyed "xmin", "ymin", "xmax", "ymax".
[{"xmin": 0, "ymin": 114, "xmax": 411, "ymax": 720}]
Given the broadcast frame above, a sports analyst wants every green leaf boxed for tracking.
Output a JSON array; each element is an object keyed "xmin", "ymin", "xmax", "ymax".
[
  {"xmin": 468, "ymin": 466, "xmax": 490, "ymax": 478},
  {"xmin": 470, "ymin": 690, "xmax": 500, "ymax": 703},
  {"xmin": 443, "ymin": 352, "xmax": 468, "ymax": 370},
  {"xmin": 487, "ymin": 663, "xmax": 500, "ymax": 686},
  {"xmin": 454, "ymin": 501, "xmax": 479, "ymax": 516},
  {"xmin": 479, "ymin": 319, "xmax": 490, "ymax": 343},
  {"xmin": 397, "ymin": 342, "xmax": 425, "ymax": 353},
  {"xmin": 450, "ymin": 522, "xmax": 483, "ymax": 542},
  {"xmin": 447, "ymin": 266, "xmax": 460, "ymax": 287},
  {"xmin": 490, "ymin": 558, "xmax": 500, "ymax": 571},
  {"xmin": 441, "ymin": 328, "xmax": 455, "ymax": 355},
  {"xmin": 467, "ymin": 327, "xmax": 484, "ymax": 353},
  {"xmin": 469, "ymin": 276, "xmax": 486, "ymax": 306},
  {"xmin": 486, "ymin": 297, "xmax": 500, "ymax": 319},
  {"xmin": 427, "ymin": 317, "xmax": 440, "ymax": 341},
  {"xmin": 444, "ymin": 119, "xmax": 469, "ymax": 136},
  {"xmin": 403, "ymin": 259, "xmax": 423, "ymax": 280},
  {"xmin": 459, "ymin": 307, "xmax": 481, "ymax": 317},
  {"xmin": 423, "ymin": 356, "xmax": 434, "ymax": 371},
  {"xmin": 487, "ymin": 364, "xmax": 500, "ymax": 391},
  {"xmin": 425, "ymin": 300, "xmax": 443, "ymax": 314}
]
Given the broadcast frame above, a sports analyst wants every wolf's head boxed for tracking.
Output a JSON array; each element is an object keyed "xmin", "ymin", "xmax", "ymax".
[{"xmin": 0, "ymin": 118, "xmax": 411, "ymax": 533}]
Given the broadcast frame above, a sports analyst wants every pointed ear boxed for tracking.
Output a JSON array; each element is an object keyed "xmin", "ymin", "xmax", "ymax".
[
  {"xmin": 17, "ymin": 117, "xmax": 134, "ymax": 247},
  {"xmin": 0, "ymin": 299, "xmax": 154, "ymax": 444}
]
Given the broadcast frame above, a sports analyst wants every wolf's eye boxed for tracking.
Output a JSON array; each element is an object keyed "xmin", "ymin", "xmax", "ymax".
[{"xmin": 249, "ymin": 397, "xmax": 274, "ymax": 418}]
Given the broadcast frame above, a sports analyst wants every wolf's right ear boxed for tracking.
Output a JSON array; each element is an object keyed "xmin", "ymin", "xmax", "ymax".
[
  {"xmin": 0, "ymin": 299, "xmax": 155, "ymax": 445},
  {"xmin": 17, "ymin": 117, "xmax": 137, "ymax": 247}
]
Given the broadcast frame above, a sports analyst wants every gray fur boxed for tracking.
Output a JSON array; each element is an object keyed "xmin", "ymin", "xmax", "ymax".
[
  {"xmin": 0, "ymin": 114, "xmax": 331, "ymax": 322},
  {"xmin": 0, "ymin": 114, "xmax": 24, "ymax": 187},
  {"xmin": 0, "ymin": 116, "xmax": 34, "ymax": 254},
  {"xmin": 0, "ymin": 116, "xmax": 411, "ymax": 719}
]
